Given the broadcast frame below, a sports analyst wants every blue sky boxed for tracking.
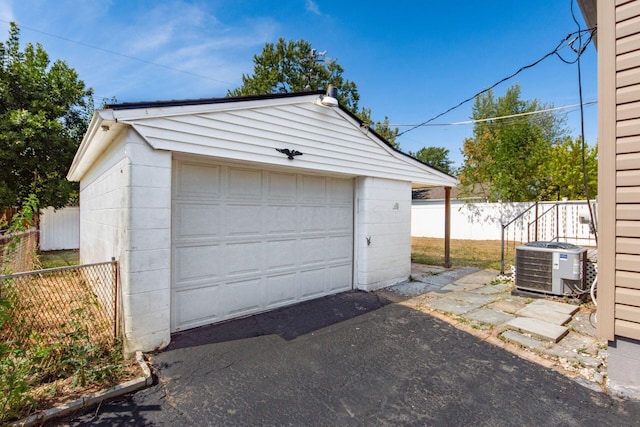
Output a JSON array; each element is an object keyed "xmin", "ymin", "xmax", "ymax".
[{"xmin": 0, "ymin": 0, "xmax": 597, "ymax": 168}]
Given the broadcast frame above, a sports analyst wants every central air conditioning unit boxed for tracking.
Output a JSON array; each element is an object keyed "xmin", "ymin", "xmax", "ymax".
[{"xmin": 515, "ymin": 241, "xmax": 586, "ymax": 296}]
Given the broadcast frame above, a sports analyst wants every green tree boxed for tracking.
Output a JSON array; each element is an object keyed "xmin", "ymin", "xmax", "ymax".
[
  {"xmin": 229, "ymin": 38, "xmax": 400, "ymax": 148},
  {"xmin": 354, "ymin": 107, "xmax": 399, "ymax": 149},
  {"xmin": 543, "ymin": 136, "xmax": 597, "ymax": 200},
  {"xmin": 228, "ymin": 38, "xmax": 360, "ymax": 112},
  {"xmin": 410, "ymin": 146, "xmax": 455, "ymax": 174},
  {"xmin": 458, "ymin": 84, "xmax": 567, "ymax": 202},
  {"xmin": 0, "ymin": 23, "xmax": 93, "ymax": 208}
]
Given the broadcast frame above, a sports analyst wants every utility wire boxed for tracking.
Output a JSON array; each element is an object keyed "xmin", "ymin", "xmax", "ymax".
[
  {"xmin": 571, "ymin": 0, "xmax": 598, "ymax": 243},
  {"xmin": 389, "ymin": 101, "xmax": 596, "ymax": 127},
  {"xmin": 397, "ymin": 27, "xmax": 595, "ymax": 137},
  {"xmin": 0, "ymin": 19, "xmax": 234, "ymax": 86}
]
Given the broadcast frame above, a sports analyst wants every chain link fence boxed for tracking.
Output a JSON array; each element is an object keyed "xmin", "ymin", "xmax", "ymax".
[
  {"xmin": 0, "ymin": 228, "xmax": 38, "ymax": 274},
  {"xmin": 0, "ymin": 260, "xmax": 119, "ymax": 353}
]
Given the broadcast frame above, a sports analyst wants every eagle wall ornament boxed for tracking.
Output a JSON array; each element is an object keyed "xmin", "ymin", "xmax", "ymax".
[{"xmin": 276, "ymin": 148, "xmax": 303, "ymax": 160}]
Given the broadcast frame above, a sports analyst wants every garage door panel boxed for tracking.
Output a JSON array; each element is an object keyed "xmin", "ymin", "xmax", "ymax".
[
  {"xmin": 172, "ymin": 160, "xmax": 353, "ymax": 333},
  {"xmin": 266, "ymin": 205, "xmax": 298, "ymax": 234},
  {"xmin": 328, "ymin": 206, "xmax": 352, "ymax": 231},
  {"xmin": 301, "ymin": 175, "xmax": 327, "ymax": 201},
  {"xmin": 327, "ymin": 235, "xmax": 352, "ymax": 261},
  {"xmin": 175, "ymin": 203, "xmax": 221, "ymax": 238},
  {"xmin": 300, "ymin": 206, "xmax": 326, "ymax": 233},
  {"xmin": 175, "ymin": 245, "xmax": 221, "ymax": 283},
  {"xmin": 266, "ymin": 273, "xmax": 297, "ymax": 306},
  {"xmin": 226, "ymin": 204, "xmax": 262, "ymax": 236},
  {"xmin": 227, "ymin": 167, "xmax": 262, "ymax": 199},
  {"xmin": 329, "ymin": 178, "xmax": 353, "ymax": 201},
  {"xmin": 266, "ymin": 240, "xmax": 297, "ymax": 270},
  {"xmin": 299, "ymin": 268, "xmax": 327, "ymax": 298},
  {"xmin": 267, "ymin": 173, "xmax": 297, "ymax": 200},
  {"xmin": 174, "ymin": 285, "xmax": 220, "ymax": 330},
  {"xmin": 224, "ymin": 278, "xmax": 264, "ymax": 316},
  {"xmin": 300, "ymin": 237, "xmax": 325, "ymax": 265},
  {"xmin": 175, "ymin": 163, "xmax": 221, "ymax": 197},
  {"xmin": 329, "ymin": 265, "xmax": 352, "ymax": 291},
  {"xmin": 226, "ymin": 241, "xmax": 262, "ymax": 276}
]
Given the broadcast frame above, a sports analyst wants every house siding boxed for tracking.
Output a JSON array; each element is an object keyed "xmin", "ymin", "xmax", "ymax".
[
  {"xmin": 355, "ymin": 177, "xmax": 411, "ymax": 291},
  {"xmin": 610, "ymin": 0, "xmax": 640, "ymax": 340}
]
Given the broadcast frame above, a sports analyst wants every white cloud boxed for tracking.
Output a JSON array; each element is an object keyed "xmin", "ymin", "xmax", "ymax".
[{"xmin": 305, "ymin": 0, "xmax": 322, "ymax": 16}]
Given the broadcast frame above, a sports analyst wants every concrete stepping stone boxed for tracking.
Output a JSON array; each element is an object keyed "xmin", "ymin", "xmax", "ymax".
[
  {"xmin": 501, "ymin": 330, "xmax": 549, "ymax": 353},
  {"xmin": 453, "ymin": 270, "xmax": 498, "ymax": 286},
  {"xmin": 528, "ymin": 299, "xmax": 579, "ymax": 316},
  {"xmin": 465, "ymin": 308, "xmax": 515, "ymax": 326},
  {"xmin": 505, "ymin": 317, "xmax": 569, "ymax": 343},
  {"xmin": 471, "ymin": 283, "xmax": 510, "ymax": 295},
  {"xmin": 425, "ymin": 297, "xmax": 481, "ymax": 315},
  {"xmin": 489, "ymin": 298, "xmax": 528, "ymax": 314},
  {"xmin": 449, "ymin": 291, "xmax": 500, "ymax": 306},
  {"xmin": 516, "ymin": 304, "xmax": 573, "ymax": 326}
]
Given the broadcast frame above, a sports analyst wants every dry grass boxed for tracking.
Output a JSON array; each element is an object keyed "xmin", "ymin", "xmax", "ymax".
[{"xmin": 411, "ymin": 237, "xmax": 520, "ymax": 271}]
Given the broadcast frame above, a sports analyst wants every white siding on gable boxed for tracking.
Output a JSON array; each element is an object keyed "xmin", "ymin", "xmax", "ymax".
[{"xmin": 121, "ymin": 99, "xmax": 455, "ymax": 188}]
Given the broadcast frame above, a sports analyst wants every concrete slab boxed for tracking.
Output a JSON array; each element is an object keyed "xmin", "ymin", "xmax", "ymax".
[
  {"xmin": 528, "ymin": 299, "xmax": 579, "ymax": 316},
  {"xmin": 567, "ymin": 311, "xmax": 597, "ymax": 336},
  {"xmin": 453, "ymin": 269, "xmax": 498, "ymax": 286},
  {"xmin": 465, "ymin": 308, "xmax": 515, "ymax": 326},
  {"xmin": 470, "ymin": 283, "xmax": 511, "ymax": 295},
  {"xmin": 424, "ymin": 297, "xmax": 482, "ymax": 315},
  {"xmin": 516, "ymin": 304, "xmax": 573, "ymax": 326},
  {"xmin": 506, "ymin": 317, "xmax": 569, "ymax": 343},
  {"xmin": 488, "ymin": 298, "xmax": 529, "ymax": 314},
  {"xmin": 440, "ymin": 283, "xmax": 466, "ymax": 292},
  {"xmin": 501, "ymin": 330, "xmax": 550, "ymax": 353},
  {"xmin": 449, "ymin": 291, "xmax": 501, "ymax": 306},
  {"xmin": 386, "ymin": 281, "xmax": 444, "ymax": 297}
]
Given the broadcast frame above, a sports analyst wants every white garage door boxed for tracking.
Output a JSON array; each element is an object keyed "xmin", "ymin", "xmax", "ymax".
[{"xmin": 171, "ymin": 159, "xmax": 354, "ymax": 332}]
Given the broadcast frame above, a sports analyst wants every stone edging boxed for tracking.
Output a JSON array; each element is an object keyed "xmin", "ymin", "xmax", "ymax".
[{"xmin": 13, "ymin": 351, "xmax": 153, "ymax": 427}]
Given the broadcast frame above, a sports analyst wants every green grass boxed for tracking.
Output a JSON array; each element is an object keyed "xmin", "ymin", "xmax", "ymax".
[
  {"xmin": 38, "ymin": 250, "xmax": 79, "ymax": 269},
  {"xmin": 411, "ymin": 237, "xmax": 517, "ymax": 271}
]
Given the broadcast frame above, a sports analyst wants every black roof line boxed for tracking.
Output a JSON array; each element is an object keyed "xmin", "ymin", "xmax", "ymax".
[
  {"xmin": 337, "ymin": 105, "xmax": 457, "ymax": 180},
  {"xmin": 106, "ymin": 90, "xmax": 325, "ymax": 111}
]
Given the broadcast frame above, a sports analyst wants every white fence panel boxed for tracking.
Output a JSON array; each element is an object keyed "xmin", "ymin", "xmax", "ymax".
[
  {"xmin": 411, "ymin": 200, "xmax": 596, "ymax": 246},
  {"xmin": 40, "ymin": 206, "xmax": 80, "ymax": 251}
]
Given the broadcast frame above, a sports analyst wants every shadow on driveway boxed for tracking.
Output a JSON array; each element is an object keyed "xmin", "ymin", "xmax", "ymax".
[{"xmin": 167, "ymin": 290, "xmax": 392, "ymax": 350}]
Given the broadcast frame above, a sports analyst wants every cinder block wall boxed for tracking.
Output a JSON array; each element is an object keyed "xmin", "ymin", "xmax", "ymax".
[
  {"xmin": 122, "ymin": 132, "xmax": 172, "ymax": 352},
  {"xmin": 79, "ymin": 130, "xmax": 172, "ymax": 353},
  {"xmin": 355, "ymin": 177, "xmax": 411, "ymax": 291}
]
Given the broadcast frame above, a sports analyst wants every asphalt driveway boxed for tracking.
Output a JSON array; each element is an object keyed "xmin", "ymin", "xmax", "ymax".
[{"xmin": 65, "ymin": 291, "xmax": 640, "ymax": 426}]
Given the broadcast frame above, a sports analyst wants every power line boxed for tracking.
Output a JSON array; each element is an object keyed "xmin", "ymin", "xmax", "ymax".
[
  {"xmin": 0, "ymin": 19, "xmax": 234, "ymax": 86},
  {"xmin": 389, "ymin": 100, "xmax": 596, "ymax": 127},
  {"xmin": 397, "ymin": 27, "xmax": 595, "ymax": 137}
]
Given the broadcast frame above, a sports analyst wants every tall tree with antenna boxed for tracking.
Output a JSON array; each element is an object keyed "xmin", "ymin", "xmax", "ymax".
[
  {"xmin": 228, "ymin": 38, "xmax": 400, "ymax": 148},
  {"xmin": 228, "ymin": 38, "xmax": 360, "ymax": 112}
]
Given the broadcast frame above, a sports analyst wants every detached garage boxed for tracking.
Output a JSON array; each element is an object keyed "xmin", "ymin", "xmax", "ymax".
[{"xmin": 68, "ymin": 90, "xmax": 457, "ymax": 352}]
